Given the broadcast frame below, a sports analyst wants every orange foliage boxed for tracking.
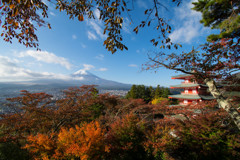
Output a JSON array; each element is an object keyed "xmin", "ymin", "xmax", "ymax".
[
  {"xmin": 2, "ymin": 85, "xmax": 239, "ymax": 159},
  {"xmin": 24, "ymin": 133, "xmax": 55, "ymax": 160},
  {"xmin": 144, "ymin": 124, "xmax": 173, "ymax": 156},
  {"xmin": 57, "ymin": 121, "xmax": 106, "ymax": 159},
  {"xmin": 25, "ymin": 121, "xmax": 107, "ymax": 160},
  {"xmin": 107, "ymin": 114, "xmax": 145, "ymax": 151}
]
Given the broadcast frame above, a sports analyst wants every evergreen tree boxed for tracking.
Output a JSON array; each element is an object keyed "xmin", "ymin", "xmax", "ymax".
[
  {"xmin": 126, "ymin": 85, "xmax": 154, "ymax": 102},
  {"xmin": 136, "ymin": 85, "xmax": 146, "ymax": 100},
  {"xmin": 154, "ymin": 85, "xmax": 162, "ymax": 98},
  {"xmin": 192, "ymin": 0, "xmax": 240, "ymax": 41},
  {"xmin": 144, "ymin": 87, "xmax": 152, "ymax": 103},
  {"xmin": 149, "ymin": 86, "xmax": 155, "ymax": 100},
  {"xmin": 162, "ymin": 88, "xmax": 171, "ymax": 98},
  {"xmin": 126, "ymin": 85, "xmax": 137, "ymax": 99}
]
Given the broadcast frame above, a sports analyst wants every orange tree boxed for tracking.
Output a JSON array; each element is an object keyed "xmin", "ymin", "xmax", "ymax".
[{"xmin": 24, "ymin": 121, "xmax": 107, "ymax": 160}]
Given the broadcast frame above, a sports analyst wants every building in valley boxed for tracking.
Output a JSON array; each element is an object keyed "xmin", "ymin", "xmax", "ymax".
[{"xmin": 169, "ymin": 74, "xmax": 214, "ymax": 105}]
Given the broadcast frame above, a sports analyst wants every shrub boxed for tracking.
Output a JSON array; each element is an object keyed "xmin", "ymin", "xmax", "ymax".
[
  {"xmin": 106, "ymin": 114, "xmax": 149, "ymax": 159},
  {"xmin": 168, "ymin": 112, "xmax": 240, "ymax": 160}
]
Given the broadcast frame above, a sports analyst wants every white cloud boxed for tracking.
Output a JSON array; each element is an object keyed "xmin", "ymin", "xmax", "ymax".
[
  {"xmin": 98, "ymin": 68, "xmax": 108, "ymax": 71},
  {"xmin": 83, "ymin": 64, "xmax": 95, "ymax": 70},
  {"xmin": 73, "ymin": 64, "xmax": 95, "ymax": 75},
  {"xmin": 94, "ymin": 9, "xmax": 100, "ymax": 19},
  {"xmin": 169, "ymin": 0, "xmax": 207, "ymax": 43},
  {"xmin": 72, "ymin": 34, "xmax": 77, "ymax": 39},
  {"xmin": 86, "ymin": 11, "xmax": 107, "ymax": 40},
  {"xmin": 0, "ymin": 56, "xmax": 108, "ymax": 82},
  {"xmin": 89, "ymin": 10, "xmax": 131, "ymax": 36},
  {"xmin": 42, "ymin": 0, "xmax": 55, "ymax": 10},
  {"xmin": 122, "ymin": 17, "xmax": 131, "ymax": 33},
  {"xmin": 170, "ymin": 20, "xmax": 200, "ymax": 43},
  {"xmin": 50, "ymin": 12, "xmax": 56, "ymax": 16},
  {"xmin": 0, "ymin": 56, "xmax": 71, "ymax": 82},
  {"xmin": 87, "ymin": 31, "xmax": 97, "ymax": 40},
  {"xmin": 128, "ymin": 64, "xmax": 138, "ymax": 68},
  {"xmin": 95, "ymin": 54, "xmax": 104, "ymax": 60},
  {"xmin": 74, "ymin": 64, "xmax": 107, "ymax": 74},
  {"xmin": 73, "ymin": 76, "xmax": 84, "ymax": 80},
  {"xmin": 88, "ymin": 21, "xmax": 107, "ymax": 39},
  {"xmin": 42, "ymin": 0, "xmax": 49, "ymax": 5},
  {"xmin": 19, "ymin": 50, "xmax": 72, "ymax": 70}
]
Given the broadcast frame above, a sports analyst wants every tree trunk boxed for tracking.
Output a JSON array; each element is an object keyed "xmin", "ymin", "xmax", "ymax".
[{"xmin": 204, "ymin": 78, "xmax": 240, "ymax": 130}]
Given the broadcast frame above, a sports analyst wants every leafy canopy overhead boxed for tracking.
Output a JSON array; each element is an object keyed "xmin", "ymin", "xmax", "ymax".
[
  {"xmin": 145, "ymin": 0, "xmax": 240, "ymax": 130},
  {"xmin": 0, "ymin": 0, "xmax": 182, "ymax": 53},
  {"xmin": 192, "ymin": 0, "xmax": 240, "ymax": 41}
]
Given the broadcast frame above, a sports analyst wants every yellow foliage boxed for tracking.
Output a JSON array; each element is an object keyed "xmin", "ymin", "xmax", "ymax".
[{"xmin": 151, "ymin": 97, "xmax": 169, "ymax": 105}]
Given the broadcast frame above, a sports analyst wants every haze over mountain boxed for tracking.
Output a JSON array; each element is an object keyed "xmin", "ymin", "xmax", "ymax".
[{"xmin": 0, "ymin": 70, "xmax": 131, "ymax": 90}]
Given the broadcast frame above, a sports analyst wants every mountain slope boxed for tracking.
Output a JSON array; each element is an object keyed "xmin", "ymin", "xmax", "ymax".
[{"xmin": 1, "ymin": 70, "xmax": 131, "ymax": 90}]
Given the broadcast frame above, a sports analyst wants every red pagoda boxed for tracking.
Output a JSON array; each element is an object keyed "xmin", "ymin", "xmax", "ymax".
[{"xmin": 169, "ymin": 74, "xmax": 214, "ymax": 105}]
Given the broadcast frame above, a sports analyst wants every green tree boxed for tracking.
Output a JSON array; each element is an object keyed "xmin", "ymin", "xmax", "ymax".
[
  {"xmin": 126, "ymin": 85, "xmax": 153, "ymax": 103},
  {"xmin": 0, "ymin": 142, "xmax": 30, "ymax": 160},
  {"xmin": 126, "ymin": 85, "xmax": 137, "ymax": 99},
  {"xmin": 162, "ymin": 88, "xmax": 170, "ymax": 98},
  {"xmin": 136, "ymin": 85, "xmax": 146, "ymax": 100},
  {"xmin": 149, "ymin": 86, "xmax": 155, "ymax": 100},
  {"xmin": 154, "ymin": 85, "xmax": 162, "ymax": 98},
  {"xmin": 144, "ymin": 87, "xmax": 152, "ymax": 103},
  {"xmin": 192, "ymin": 0, "xmax": 240, "ymax": 41}
]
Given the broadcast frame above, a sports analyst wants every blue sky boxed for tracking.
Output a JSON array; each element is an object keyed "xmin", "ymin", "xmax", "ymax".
[{"xmin": 0, "ymin": 0, "xmax": 215, "ymax": 87}]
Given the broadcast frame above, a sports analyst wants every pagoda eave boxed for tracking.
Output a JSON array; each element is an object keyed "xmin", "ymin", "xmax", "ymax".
[
  {"xmin": 170, "ymin": 84, "xmax": 200, "ymax": 89},
  {"xmin": 169, "ymin": 95, "xmax": 214, "ymax": 100},
  {"xmin": 171, "ymin": 74, "xmax": 194, "ymax": 79},
  {"xmin": 169, "ymin": 95, "xmax": 201, "ymax": 100},
  {"xmin": 170, "ymin": 86, "xmax": 199, "ymax": 89},
  {"xmin": 170, "ymin": 84, "xmax": 209, "ymax": 89}
]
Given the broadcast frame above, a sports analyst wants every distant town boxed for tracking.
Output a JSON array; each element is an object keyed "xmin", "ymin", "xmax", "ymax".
[{"xmin": 0, "ymin": 85, "xmax": 129, "ymax": 114}]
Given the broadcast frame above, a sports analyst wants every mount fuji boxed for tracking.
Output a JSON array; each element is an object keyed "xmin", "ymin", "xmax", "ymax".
[
  {"xmin": 1, "ymin": 70, "xmax": 131, "ymax": 90},
  {"xmin": 67, "ymin": 70, "xmax": 131, "ymax": 89}
]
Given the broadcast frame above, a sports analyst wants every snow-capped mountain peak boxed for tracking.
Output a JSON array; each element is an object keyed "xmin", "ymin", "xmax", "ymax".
[{"xmin": 73, "ymin": 69, "xmax": 88, "ymax": 75}]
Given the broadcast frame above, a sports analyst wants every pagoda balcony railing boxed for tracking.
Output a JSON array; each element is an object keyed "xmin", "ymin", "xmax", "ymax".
[
  {"xmin": 179, "ymin": 102, "xmax": 188, "ymax": 105},
  {"xmin": 181, "ymin": 92, "xmax": 198, "ymax": 95},
  {"xmin": 181, "ymin": 81, "xmax": 196, "ymax": 84},
  {"xmin": 179, "ymin": 102, "xmax": 198, "ymax": 105}
]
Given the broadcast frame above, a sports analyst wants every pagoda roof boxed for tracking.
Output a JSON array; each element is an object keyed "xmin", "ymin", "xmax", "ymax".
[
  {"xmin": 171, "ymin": 74, "xmax": 194, "ymax": 79},
  {"xmin": 169, "ymin": 94, "xmax": 214, "ymax": 100},
  {"xmin": 170, "ymin": 83, "xmax": 208, "ymax": 88}
]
